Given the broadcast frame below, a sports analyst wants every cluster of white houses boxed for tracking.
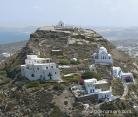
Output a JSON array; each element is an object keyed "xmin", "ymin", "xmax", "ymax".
[
  {"xmin": 92, "ymin": 46, "xmax": 134, "ymax": 83},
  {"xmin": 112, "ymin": 66, "xmax": 134, "ymax": 83},
  {"xmin": 20, "ymin": 23, "xmax": 134, "ymax": 102},
  {"xmin": 84, "ymin": 79, "xmax": 111, "ymax": 100},
  {"xmin": 71, "ymin": 78, "xmax": 112, "ymax": 101},
  {"xmin": 20, "ymin": 46, "xmax": 134, "ymax": 102}
]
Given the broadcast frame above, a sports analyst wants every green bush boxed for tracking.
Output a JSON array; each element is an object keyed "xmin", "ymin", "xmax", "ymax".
[
  {"xmin": 64, "ymin": 101, "xmax": 68, "ymax": 105},
  {"xmin": 81, "ymin": 71, "xmax": 101, "ymax": 80},
  {"xmin": 111, "ymin": 79, "xmax": 124, "ymax": 96},
  {"xmin": 63, "ymin": 74, "xmax": 80, "ymax": 83},
  {"xmin": 59, "ymin": 59, "xmax": 70, "ymax": 65},
  {"xmin": 53, "ymin": 83, "xmax": 65, "ymax": 91},
  {"xmin": 0, "ymin": 71, "xmax": 7, "ymax": 77},
  {"xmin": 25, "ymin": 81, "xmax": 40, "ymax": 88},
  {"xmin": 70, "ymin": 60, "xmax": 80, "ymax": 65},
  {"xmin": 49, "ymin": 106, "xmax": 64, "ymax": 117}
]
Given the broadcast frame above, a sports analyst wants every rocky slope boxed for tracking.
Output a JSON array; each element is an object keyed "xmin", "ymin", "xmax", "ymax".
[{"xmin": 0, "ymin": 26, "xmax": 138, "ymax": 117}]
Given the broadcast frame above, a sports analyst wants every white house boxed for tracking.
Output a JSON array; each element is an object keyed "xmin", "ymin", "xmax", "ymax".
[
  {"xmin": 1, "ymin": 52, "xmax": 11, "ymax": 58},
  {"xmin": 84, "ymin": 78, "xmax": 112, "ymax": 101},
  {"xmin": 21, "ymin": 55, "xmax": 61, "ymax": 81},
  {"xmin": 112, "ymin": 66, "xmax": 123, "ymax": 78},
  {"xmin": 89, "ymin": 64, "xmax": 96, "ymax": 72},
  {"xmin": 121, "ymin": 73, "xmax": 134, "ymax": 83},
  {"xmin": 112, "ymin": 66, "xmax": 134, "ymax": 83},
  {"xmin": 92, "ymin": 47, "xmax": 113, "ymax": 65}
]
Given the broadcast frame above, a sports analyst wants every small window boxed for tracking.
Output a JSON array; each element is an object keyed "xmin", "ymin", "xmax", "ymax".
[
  {"xmin": 55, "ymin": 72, "xmax": 56, "ymax": 74},
  {"xmin": 46, "ymin": 67, "xmax": 48, "ymax": 69},
  {"xmin": 37, "ymin": 67, "xmax": 39, "ymax": 70},
  {"xmin": 31, "ymin": 74, "xmax": 35, "ymax": 77},
  {"xmin": 51, "ymin": 66, "xmax": 53, "ymax": 68},
  {"xmin": 47, "ymin": 60, "xmax": 50, "ymax": 63},
  {"xmin": 40, "ymin": 75, "xmax": 43, "ymax": 79}
]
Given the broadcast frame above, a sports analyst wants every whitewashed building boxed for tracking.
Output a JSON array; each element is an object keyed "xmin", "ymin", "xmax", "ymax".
[
  {"xmin": 112, "ymin": 66, "xmax": 123, "ymax": 78},
  {"xmin": 84, "ymin": 79, "xmax": 112, "ymax": 101},
  {"xmin": 21, "ymin": 55, "xmax": 61, "ymax": 81},
  {"xmin": 92, "ymin": 47, "xmax": 113, "ymax": 65},
  {"xmin": 121, "ymin": 73, "xmax": 134, "ymax": 83},
  {"xmin": 112, "ymin": 66, "xmax": 134, "ymax": 83},
  {"xmin": 89, "ymin": 64, "xmax": 96, "ymax": 72}
]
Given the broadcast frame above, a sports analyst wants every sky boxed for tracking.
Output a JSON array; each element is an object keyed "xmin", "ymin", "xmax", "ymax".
[{"xmin": 0, "ymin": 0, "xmax": 138, "ymax": 27}]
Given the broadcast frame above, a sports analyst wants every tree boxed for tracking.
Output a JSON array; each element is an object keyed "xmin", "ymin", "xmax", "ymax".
[
  {"xmin": 81, "ymin": 71, "xmax": 101, "ymax": 80},
  {"xmin": 111, "ymin": 79, "xmax": 124, "ymax": 96}
]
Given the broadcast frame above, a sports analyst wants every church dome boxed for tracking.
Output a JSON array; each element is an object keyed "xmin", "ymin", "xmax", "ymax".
[
  {"xmin": 99, "ymin": 47, "xmax": 107, "ymax": 53},
  {"xmin": 108, "ymin": 54, "xmax": 111, "ymax": 56},
  {"xmin": 58, "ymin": 21, "xmax": 64, "ymax": 27}
]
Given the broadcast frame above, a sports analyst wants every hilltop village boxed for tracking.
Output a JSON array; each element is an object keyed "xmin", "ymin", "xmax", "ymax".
[
  {"xmin": 0, "ymin": 21, "xmax": 137, "ymax": 117},
  {"xmin": 21, "ymin": 21, "xmax": 135, "ymax": 104}
]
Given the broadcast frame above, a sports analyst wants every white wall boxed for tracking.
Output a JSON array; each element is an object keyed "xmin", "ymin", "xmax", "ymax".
[
  {"xmin": 21, "ymin": 63, "xmax": 61, "ymax": 81},
  {"xmin": 98, "ymin": 91, "xmax": 112, "ymax": 100},
  {"xmin": 95, "ymin": 52, "xmax": 112, "ymax": 64}
]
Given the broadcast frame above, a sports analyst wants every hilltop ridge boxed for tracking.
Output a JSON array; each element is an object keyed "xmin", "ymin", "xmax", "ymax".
[{"xmin": 0, "ymin": 25, "xmax": 138, "ymax": 117}]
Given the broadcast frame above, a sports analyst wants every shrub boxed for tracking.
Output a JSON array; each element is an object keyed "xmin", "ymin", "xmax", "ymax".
[
  {"xmin": 64, "ymin": 101, "xmax": 68, "ymax": 105},
  {"xmin": 59, "ymin": 59, "xmax": 70, "ymax": 65},
  {"xmin": 81, "ymin": 71, "xmax": 101, "ymax": 80},
  {"xmin": 63, "ymin": 74, "xmax": 80, "ymax": 83},
  {"xmin": 70, "ymin": 60, "xmax": 80, "ymax": 65},
  {"xmin": 53, "ymin": 83, "xmax": 65, "ymax": 91},
  {"xmin": 111, "ymin": 79, "xmax": 124, "ymax": 96},
  {"xmin": 0, "ymin": 71, "xmax": 7, "ymax": 77},
  {"xmin": 49, "ymin": 106, "xmax": 64, "ymax": 117},
  {"xmin": 25, "ymin": 81, "xmax": 40, "ymax": 88}
]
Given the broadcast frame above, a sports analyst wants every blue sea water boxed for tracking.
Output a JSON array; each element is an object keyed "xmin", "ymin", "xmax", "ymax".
[{"xmin": 0, "ymin": 31, "xmax": 29, "ymax": 44}]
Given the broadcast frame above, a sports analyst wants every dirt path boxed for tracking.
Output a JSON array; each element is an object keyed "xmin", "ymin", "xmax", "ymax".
[{"xmin": 120, "ymin": 83, "xmax": 128, "ymax": 100}]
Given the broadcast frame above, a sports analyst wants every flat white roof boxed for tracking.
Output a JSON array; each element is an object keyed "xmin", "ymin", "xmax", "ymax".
[
  {"xmin": 95, "ymin": 79, "xmax": 108, "ymax": 84},
  {"xmin": 84, "ymin": 78, "xmax": 97, "ymax": 83},
  {"xmin": 52, "ymin": 50, "xmax": 62, "ymax": 51},
  {"xmin": 38, "ymin": 26, "xmax": 55, "ymax": 31},
  {"xmin": 113, "ymin": 66, "xmax": 121, "ymax": 70},
  {"xmin": 122, "ymin": 73, "xmax": 133, "ymax": 76},
  {"xmin": 98, "ymin": 90, "xmax": 111, "ymax": 94},
  {"xmin": 26, "ymin": 63, "xmax": 56, "ymax": 66}
]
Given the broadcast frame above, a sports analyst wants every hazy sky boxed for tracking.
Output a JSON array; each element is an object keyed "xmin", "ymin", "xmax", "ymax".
[{"xmin": 1, "ymin": 0, "xmax": 138, "ymax": 27}]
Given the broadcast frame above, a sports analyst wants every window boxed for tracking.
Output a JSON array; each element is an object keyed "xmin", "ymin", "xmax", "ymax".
[
  {"xmin": 31, "ymin": 74, "xmax": 35, "ymax": 77},
  {"xmin": 46, "ymin": 67, "xmax": 48, "ymax": 69},
  {"xmin": 55, "ymin": 72, "xmax": 56, "ymax": 74},
  {"xmin": 40, "ymin": 75, "xmax": 43, "ymax": 79},
  {"xmin": 51, "ymin": 66, "xmax": 53, "ymax": 68},
  {"xmin": 48, "ymin": 73, "xmax": 52, "ymax": 79},
  {"xmin": 47, "ymin": 60, "xmax": 50, "ymax": 63},
  {"xmin": 37, "ymin": 67, "xmax": 39, "ymax": 70}
]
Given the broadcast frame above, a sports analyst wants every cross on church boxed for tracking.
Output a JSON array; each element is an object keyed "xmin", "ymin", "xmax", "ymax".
[{"xmin": 48, "ymin": 72, "xmax": 52, "ymax": 80}]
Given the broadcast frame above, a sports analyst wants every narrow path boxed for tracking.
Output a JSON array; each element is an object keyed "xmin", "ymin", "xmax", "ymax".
[{"xmin": 120, "ymin": 83, "xmax": 128, "ymax": 100}]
